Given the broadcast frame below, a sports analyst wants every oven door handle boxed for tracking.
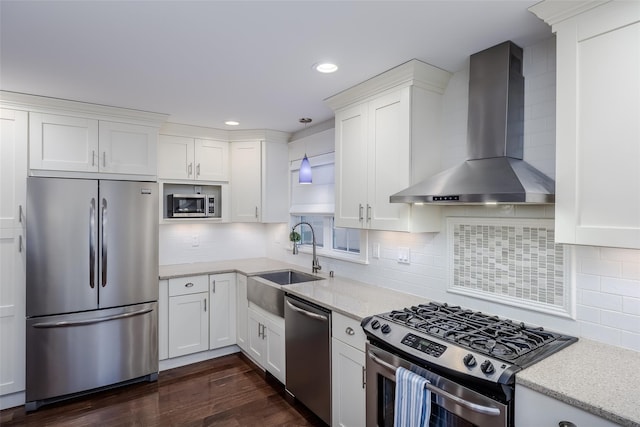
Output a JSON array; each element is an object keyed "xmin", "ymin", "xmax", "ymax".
[{"xmin": 367, "ymin": 350, "xmax": 502, "ymax": 417}]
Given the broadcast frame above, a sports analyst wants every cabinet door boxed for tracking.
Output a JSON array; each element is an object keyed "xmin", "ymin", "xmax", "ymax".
[
  {"xmin": 1, "ymin": 109, "xmax": 27, "ymax": 229},
  {"xmin": 555, "ymin": 4, "xmax": 640, "ymax": 249},
  {"xmin": 367, "ymin": 89, "xmax": 411, "ymax": 231},
  {"xmin": 331, "ymin": 338, "xmax": 366, "ymax": 427},
  {"xmin": 247, "ymin": 308, "xmax": 265, "ymax": 363},
  {"xmin": 264, "ymin": 316, "xmax": 286, "ymax": 384},
  {"xmin": 158, "ymin": 135, "xmax": 194, "ymax": 180},
  {"xmin": 158, "ymin": 280, "xmax": 169, "ymax": 361},
  {"xmin": 236, "ymin": 274, "xmax": 248, "ymax": 351},
  {"xmin": 335, "ymin": 104, "xmax": 368, "ymax": 228},
  {"xmin": 29, "ymin": 112, "xmax": 99, "ymax": 172},
  {"xmin": 99, "ymin": 121, "xmax": 157, "ymax": 175},
  {"xmin": 0, "ymin": 109, "xmax": 28, "ymax": 396},
  {"xmin": 209, "ymin": 273, "xmax": 236, "ymax": 349},
  {"xmin": 230, "ymin": 141, "xmax": 261, "ymax": 222},
  {"xmin": 168, "ymin": 292, "xmax": 208, "ymax": 358},
  {"xmin": 195, "ymin": 139, "xmax": 229, "ymax": 182}
]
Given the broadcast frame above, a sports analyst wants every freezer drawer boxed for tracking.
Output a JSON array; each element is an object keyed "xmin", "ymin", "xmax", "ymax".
[{"xmin": 26, "ymin": 302, "xmax": 158, "ymax": 407}]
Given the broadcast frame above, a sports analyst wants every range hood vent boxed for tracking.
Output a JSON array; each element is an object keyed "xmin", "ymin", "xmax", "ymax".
[{"xmin": 390, "ymin": 41, "xmax": 555, "ymax": 204}]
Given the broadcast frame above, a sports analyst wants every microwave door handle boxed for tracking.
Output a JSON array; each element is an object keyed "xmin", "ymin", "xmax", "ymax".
[
  {"xmin": 101, "ymin": 198, "xmax": 107, "ymax": 287},
  {"xmin": 367, "ymin": 350, "xmax": 501, "ymax": 417}
]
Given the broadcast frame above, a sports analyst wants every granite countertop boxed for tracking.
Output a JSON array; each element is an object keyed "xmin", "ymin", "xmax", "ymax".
[
  {"xmin": 516, "ymin": 339, "xmax": 640, "ymax": 427},
  {"xmin": 159, "ymin": 258, "xmax": 640, "ymax": 426}
]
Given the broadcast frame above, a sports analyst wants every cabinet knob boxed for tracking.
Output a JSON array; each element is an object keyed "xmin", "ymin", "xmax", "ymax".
[
  {"xmin": 345, "ymin": 327, "xmax": 355, "ymax": 336},
  {"xmin": 185, "ymin": 282, "xmax": 194, "ymax": 288},
  {"xmin": 558, "ymin": 422, "xmax": 576, "ymax": 427}
]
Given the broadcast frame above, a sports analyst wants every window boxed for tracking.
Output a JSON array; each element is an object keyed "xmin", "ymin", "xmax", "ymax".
[{"xmin": 289, "ymin": 136, "xmax": 366, "ymax": 263}]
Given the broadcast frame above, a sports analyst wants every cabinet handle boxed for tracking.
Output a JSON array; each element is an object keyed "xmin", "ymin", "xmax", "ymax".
[
  {"xmin": 367, "ymin": 204, "xmax": 371, "ymax": 222},
  {"xmin": 204, "ymin": 297, "xmax": 207, "ymax": 312},
  {"xmin": 92, "ymin": 150, "xmax": 96, "ymax": 166},
  {"xmin": 255, "ymin": 206, "xmax": 258, "ymax": 219},
  {"xmin": 262, "ymin": 324, "xmax": 266, "ymax": 339},
  {"xmin": 258, "ymin": 323, "xmax": 263, "ymax": 338},
  {"xmin": 185, "ymin": 282, "xmax": 194, "ymax": 288},
  {"xmin": 212, "ymin": 280, "xmax": 216, "ymax": 293},
  {"xmin": 359, "ymin": 204, "xmax": 364, "ymax": 222},
  {"xmin": 197, "ymin": 163, "xmax": 201, "ymax": 176},
  {"xmin": 362, "ymin": 366, "xmax": 366, "ymax": 389},
  {"xmin": 102, "ymin": 152, "xmax": 106, "ymax": 168},
  {"xmin": 345, "ymin": 327, "xmax": 355, "ymax": 336},
  {"xmin": 18, "ymin": 205, "xmax": 23, "ymax": 223},
  {"xmin": 18, "ymin": 235, "xmax": 23, "ymax": 253}
]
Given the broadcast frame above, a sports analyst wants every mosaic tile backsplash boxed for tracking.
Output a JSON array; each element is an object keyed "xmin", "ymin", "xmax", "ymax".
[{"xmin": 451, "ymin": 219, "xmax": 565, "ymax": 308}]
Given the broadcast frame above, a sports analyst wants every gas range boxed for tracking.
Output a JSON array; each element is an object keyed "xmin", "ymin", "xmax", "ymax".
[{"xmin": 361, "ymin": 302, "xmax": 577, "ymax": 386}]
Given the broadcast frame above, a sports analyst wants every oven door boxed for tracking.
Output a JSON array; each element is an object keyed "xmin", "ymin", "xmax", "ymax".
[{"xmin": 366, "ymin": 343, "xmax": 508, "ymax": 427}]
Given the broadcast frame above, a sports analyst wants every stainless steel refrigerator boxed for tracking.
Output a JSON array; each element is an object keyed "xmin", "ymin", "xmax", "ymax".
[{"xmin": 25, "ymin": 177, "xmax": 159, "ymax": 411}]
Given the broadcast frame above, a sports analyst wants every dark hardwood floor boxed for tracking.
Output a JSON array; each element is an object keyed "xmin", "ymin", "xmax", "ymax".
[{"xmin": 0, "ymin": 353, "xmax": 326, "ymax": 427}]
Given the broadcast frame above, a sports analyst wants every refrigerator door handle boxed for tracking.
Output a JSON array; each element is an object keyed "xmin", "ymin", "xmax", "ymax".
[
  {"xmin": 90, "ymin": 198, "xmax": 96, "ymax": 289},
  {"xmin": 31, "ymin": 307, "xmax": 153, "ymax": 328},
  {"xmin": 101, "ymin": 198, "xmax": 108, "ymax": 288}
]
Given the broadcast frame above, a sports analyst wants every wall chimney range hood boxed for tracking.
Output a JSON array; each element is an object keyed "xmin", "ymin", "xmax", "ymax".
[{"xmin": 390, "ymin": 41, "xmax": 555, "ymax": 205}]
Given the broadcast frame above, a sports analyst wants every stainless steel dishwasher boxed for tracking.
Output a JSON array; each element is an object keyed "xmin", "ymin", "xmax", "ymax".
[{"xmin": 284, "ymin": 294, "xmax": 331, "ymax": 425}]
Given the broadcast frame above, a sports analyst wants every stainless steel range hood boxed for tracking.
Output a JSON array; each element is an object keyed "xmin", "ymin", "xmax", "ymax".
[{"xmin": 390, "ymin": 41, "xmax": 555, "ymax": 204}]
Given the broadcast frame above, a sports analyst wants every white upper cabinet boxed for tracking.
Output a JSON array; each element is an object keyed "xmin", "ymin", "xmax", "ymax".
[
  {"xmin": 327, "ymin": 60, "xmax": 451, "ymax": 232},
  {"xmin": 30, "ymin": 113, "xmax": 158, "ymax": 176},
  {"xmin": 99, "ymin": 121, "xmax": 158, "ymax": 175},
  {"xmin": 230, "ymin": 133, "xmax": 289, "ymax": 223},
  {"xmin": 158, "ymin": 134, "xmax": 229, "ymax": 182},
  {"xmin": 531, "ymin": 0, "xmax": 640, "ymax": 249},
  {"xmin": 29, "ymin": 112, "xmax": 99, "ymax": 173}
]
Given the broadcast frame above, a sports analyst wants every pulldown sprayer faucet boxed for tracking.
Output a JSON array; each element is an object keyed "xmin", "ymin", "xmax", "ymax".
[{"xmin": 291, "ymin": 221, "xmax": 321, "ymax": 273}]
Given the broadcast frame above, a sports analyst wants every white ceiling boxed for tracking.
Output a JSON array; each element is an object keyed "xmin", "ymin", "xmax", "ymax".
[{"xmin": 0, "ymin": 1, "xmax": 552, "ymax": 134}]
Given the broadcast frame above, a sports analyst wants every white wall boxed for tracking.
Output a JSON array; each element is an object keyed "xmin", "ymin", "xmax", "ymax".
[{"xmin": 268, "ymin": 37, "xmax": 640, "ymax": 352}]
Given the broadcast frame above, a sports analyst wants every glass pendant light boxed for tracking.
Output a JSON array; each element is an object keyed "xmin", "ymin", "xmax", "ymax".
[{"xmin": 298, "ymin": 118, "xmax": 312, "ymax": 184}]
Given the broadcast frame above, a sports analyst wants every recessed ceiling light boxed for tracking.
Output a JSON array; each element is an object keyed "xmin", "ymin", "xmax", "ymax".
[
  {"xmin": 224, "ymin": 120, "xmax": 240, "ymax": 126},
  {"xmin": 315, "ymin": 63, "xmax": 338, "ymax": 73}
]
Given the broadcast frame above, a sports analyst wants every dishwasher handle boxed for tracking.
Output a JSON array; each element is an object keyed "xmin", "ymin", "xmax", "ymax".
[{"xmin": 286, "ymin": 299, "xmax": 328, "ymax": 322}]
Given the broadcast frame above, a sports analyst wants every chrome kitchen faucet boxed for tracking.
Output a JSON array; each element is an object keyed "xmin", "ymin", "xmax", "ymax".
[{"xmin": 291, "ymin": 222, "xmax": 321, "ymax": 273}]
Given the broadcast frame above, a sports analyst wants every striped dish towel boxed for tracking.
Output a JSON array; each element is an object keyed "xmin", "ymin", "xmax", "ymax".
[{"xmin": 394, "ymin": 366, "xmax": 431, "ymax": 427}]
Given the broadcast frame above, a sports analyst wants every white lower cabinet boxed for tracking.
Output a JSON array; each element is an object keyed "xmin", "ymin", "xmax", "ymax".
[
  {"xmin": 168, "ymin": 275, "xmax": 209, "ymax": 358},
  {"xmin": 247, "ymin": 304, "xmax": 286, "ymax": 383},
  {"xmin": 209, "ymin": 273, "xmax": 236, "ymax": 350},
  {"xmin": 235, "ymin": 274, "xmax": 249, "ymax": 352},
  {"xmin": 331, "ymin": 312, "xmax": 367, "ymax": 427},
  {"xmin": 515, "ymin": 385, "xmax": 619, "ymax": 427}
]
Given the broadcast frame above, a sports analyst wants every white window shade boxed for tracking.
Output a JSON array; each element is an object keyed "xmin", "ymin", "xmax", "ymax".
[{"xmin": 290, "ymin": 152, "xmax": 335, "ymax": 215}]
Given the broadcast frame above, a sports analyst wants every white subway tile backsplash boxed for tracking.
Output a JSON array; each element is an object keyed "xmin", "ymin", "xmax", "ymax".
[
  {"xmin": 600, "ymin": 310, "xmax": 640, "ymax": 333},
  {"xmin": 575, "ymin": 273, "xmax": 600, "ymax": 291},
  {"xmin": 581, "ymin": 290, "xmax": 623, "ymax": 311},
  {"xmin": 600, "ymin": 247, "xmax": 640, "ymax": 263},
  {"xmin": 601, "ymin": 277, "xmax": 640, "ymax": 298},
  {"xmin": 579, "ymin": 322, "xmax": 621, "ymax": 347},
  {"xmin": 580, "ymin": 258, "xmax": 623, "ymax": 278},
  {"xmin": 623, "ymin": 297, "xmax": 640, "ymax": 315},
  {"xmin": 576, "ymin": 304, "xmax": 600, "ymax": 323},
  {"xmin": 622, "ymin": 262, "xmax": 640, "ymax": 281},
  {"xmin": 620, "ymin": 331, "xmax": 640, "ymax": 352}
]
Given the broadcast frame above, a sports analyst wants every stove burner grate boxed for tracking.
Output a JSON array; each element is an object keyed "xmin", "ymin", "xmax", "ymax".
[{"xmin": 381, "ymin": 302, "xmax": 557, "ymax": 360}]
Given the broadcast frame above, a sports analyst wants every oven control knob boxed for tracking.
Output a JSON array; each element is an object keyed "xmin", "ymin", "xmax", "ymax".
[
  {"xmin": 480, "ymin": 360, "xmax": 495, "ymax": 374},
  {"xmin": 371, "ymin": 320, "xmax": 381, "ymax": 330},
  {"xmin": 381, "ymin": 324, "xmax": 391, "ymax": 334},
  {"xmin": 463, "ymin": 353, "xmax": 477, "ymax": 367}
]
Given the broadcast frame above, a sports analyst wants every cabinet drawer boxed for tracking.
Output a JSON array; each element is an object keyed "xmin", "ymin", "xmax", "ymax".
[
  {"xmin": 332, "ymin": 312, "xmax": 366, "ymax": 352},
  {"xmin": 169, "ymin": 275, "xmax": 209, "ymax": 296}
]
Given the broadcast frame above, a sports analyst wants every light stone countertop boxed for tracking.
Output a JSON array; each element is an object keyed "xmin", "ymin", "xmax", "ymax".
[
  {"xmin": 159, "ymin": 258, "xmax": 640, "ymax": 426},
  {"xmin": 516, "ymin": 339, "xmax": 640, "ymax": 427}
]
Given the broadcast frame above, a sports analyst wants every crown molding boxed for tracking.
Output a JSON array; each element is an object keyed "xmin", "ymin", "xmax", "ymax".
[
  {"xmin": 324, "ymin": 59, "xmax": 452, "ymax": 111},
  {"xmin": 0, "ymin": 91, "xmax": 169, "ymax": 126},
  {"xmin": 528, "ymin": 0, "xmax": 610, "ymax": 27}
]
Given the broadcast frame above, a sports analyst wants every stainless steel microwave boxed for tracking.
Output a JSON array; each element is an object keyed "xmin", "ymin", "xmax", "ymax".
[{"xmin": 167, "ymin": 194, "xmax": 215, "ymax": 218}]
